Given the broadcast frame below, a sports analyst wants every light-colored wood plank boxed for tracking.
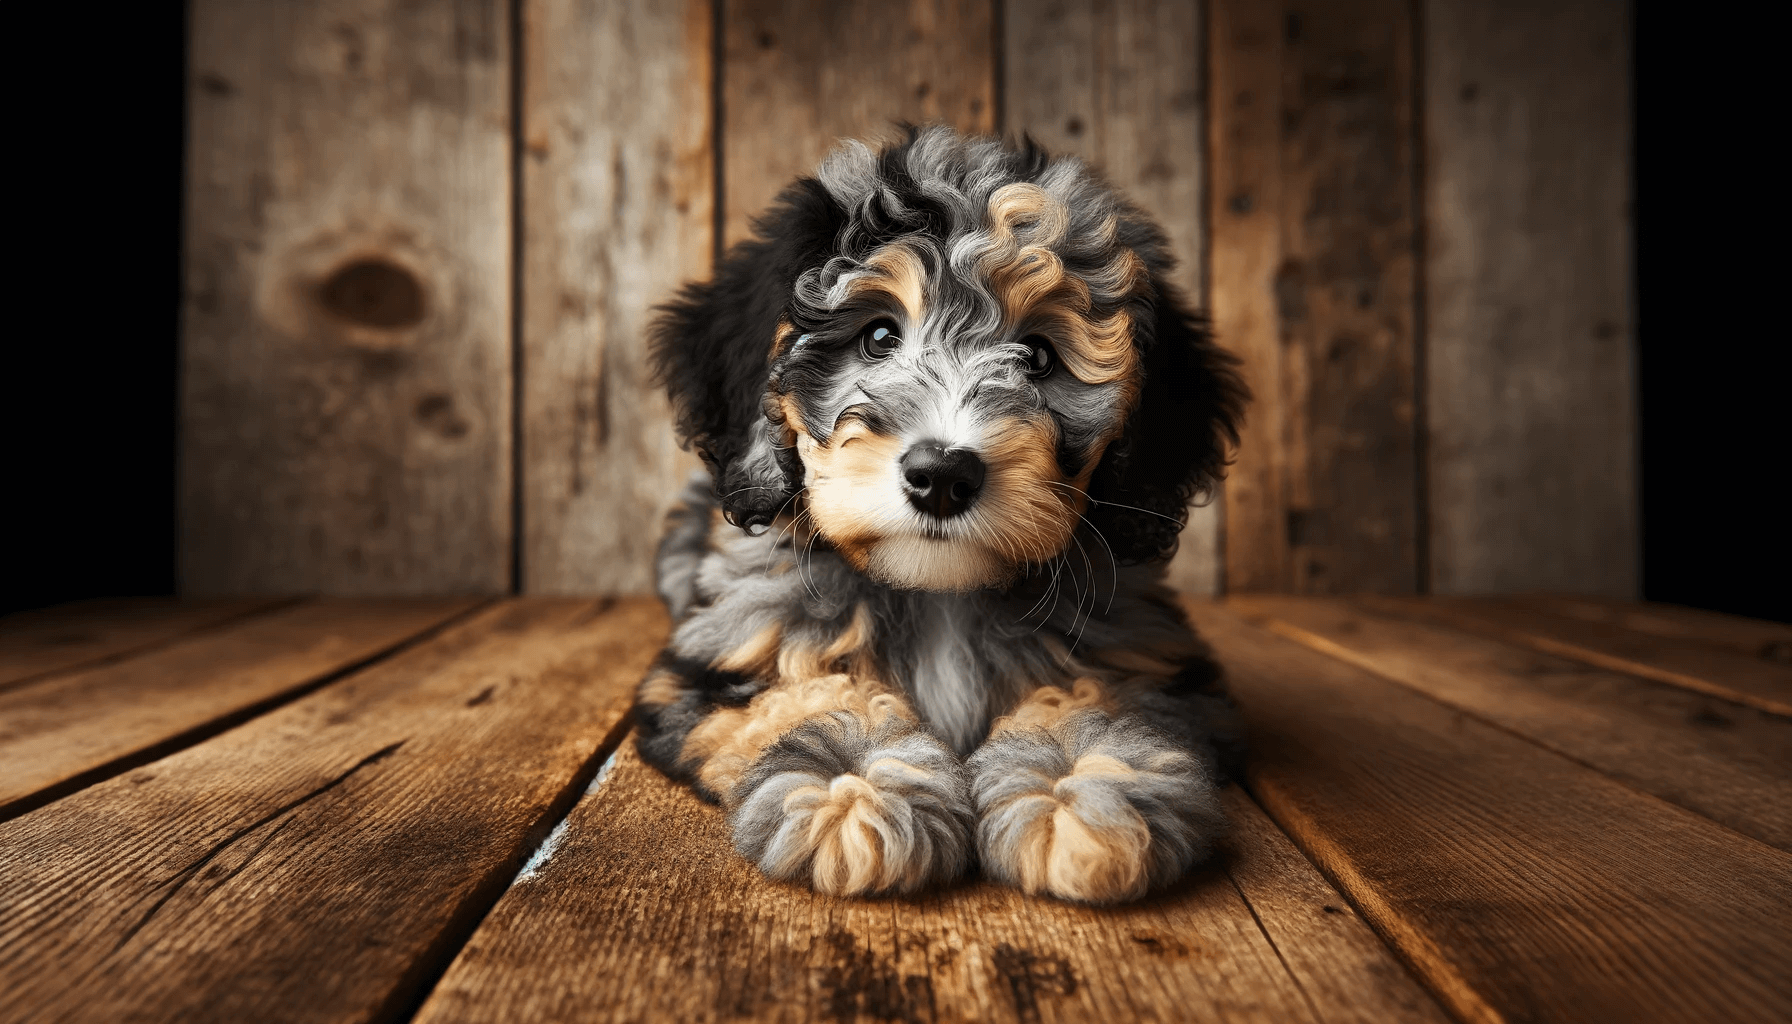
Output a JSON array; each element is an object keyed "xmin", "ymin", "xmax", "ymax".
[
  {"xmin": 0, "ymin": 598, "xmax": 662, "ymax": 1023},
  {"xmin": 1005, "ymin": 0, "xmax": 1222, "ymax": 596},
  {"xmin": 181, "ymin": 0, "xmax": 512, "ymax": 594},
  {"xmin": 1210, "ymin": 0, "xmax": 1288, "ymax": 593},
  {"xmin": 1233, "ymin": 595, "xmax": 1792, "ymax": 850},
  {"xmin": 1184, "ymin": 600, "xmax": 1792, "ymax": 1024},
  {"xmin": 418, "ymin": 739, "xmax": 1444, "ymax": 1024},
  {"xmin": 0, "ymin": 599, "xmax": 480, "ymax": 820},
  {"xmin": 1515, "ymin": 593, "xmax": 1792, "ymax": 661},
  {"xmin": 722, "ymin": 0, "xmax": 995, "ymax": 250},
  {"xmin": 1213, "ymin": 0, "xmax": 1421, "ymax": 594},
  {"xmin": 1362, "ymin": 595, "xmax": 1792, "ymax": 718},
  {"xmin": 519, "ymin": 0, "xmax": 710, "ymax": 594},
  {"xmin": 1423, "ymin": 0, "xmax": 1636, "ymax": 596},
  {"xmin": 0, "ymin": 598, "xmax": 289, "ymax": 692}
]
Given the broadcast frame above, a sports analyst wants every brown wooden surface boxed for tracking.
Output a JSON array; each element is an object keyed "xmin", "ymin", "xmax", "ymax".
[
  {"xmin": 1186, "ymin": 600, "xmax": 1792, "ymax": 1024},
  {"xmin": 1212, "ymin": 0, "xmax": 1420, "ymax": 595},
  {"xmin": 1422, "ymin": 0, "xmax": 1637, "ymax": 597},
  {"xmin": 181, "ymin": 0, "xmax": 513, "ymax": 595},
  {"xmin": 1005, "ymin": 0, "xmax": 1222, "ymax": 596},
  {"xmin": 5, "ymin": 595, "xmax": 1789, "ymax": 1023},
  {"xmin": 1364, "ymin": 595, "xmax": 1792, "ymax": 718},
  {"xmin": 0, "ymin": 598, "xmax": 288, "ymax": 692},
  {"xmin": 415, "ymin": 744, "xmax": 1442, "ymax": 1024},
  {"xmin": 1232, "ymin": 595, "xmax": 1792, "ymax": 850},
  {"xmin": 721, "ymin": 0, "xmax": 995, "ymax": 250},
  {"xmin": 518, "ymin": 0, "xmax": 710, "ymax": 594},
  {"xmin": 0, "ymin": 599, "xmax": 479, "ymax": 820},
  {"xmin": 0, "ymin": 598, "xmax": 659, "ymax": 1024},
  {"xmin": 1515, "ymin": 593, "xmax": 1792, "ymax": 661}
]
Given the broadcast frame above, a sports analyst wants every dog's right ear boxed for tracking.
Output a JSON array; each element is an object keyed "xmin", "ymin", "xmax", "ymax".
[{"xmin": 650, "ymin": 178, "xmax": 846, "ymax": 531}]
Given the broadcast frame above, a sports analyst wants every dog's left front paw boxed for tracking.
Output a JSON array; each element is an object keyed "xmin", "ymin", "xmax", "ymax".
[
  {"xmin": 969, "ymin": 710, "xmax": 1226, "ymax": 904},
  {"xmin": 729, "ymin": 709, "xmax": 974, "ymax": 896}
]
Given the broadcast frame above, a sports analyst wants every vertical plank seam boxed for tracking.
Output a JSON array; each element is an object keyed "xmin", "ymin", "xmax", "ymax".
[
  {"xmin": 1200, "ymin": 0, "xmax": 1227, "ymax": 595},
  {"xmin": 508, "ymin": 0, "xmax": 527, "ymax": 595},
  {"xmin": 1409, "ymin": 0, "xmax": 1431, "ymax": 595},
  {"xmin": 990, "ymin": 0, "xmax": 1006, "ymax": 136},
  {"xmin": 711, "ymin": 0, "xmax": 727, "ymax": 268}
]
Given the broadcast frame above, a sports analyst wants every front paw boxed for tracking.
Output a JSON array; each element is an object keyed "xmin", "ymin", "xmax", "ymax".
[
  {"xmin": 729, "ymin": 712, "xmax": 974, "ymax": 896},
  {"xmin": 968, "ymin": 711, "xmax": 1225, "ymax": 904}
]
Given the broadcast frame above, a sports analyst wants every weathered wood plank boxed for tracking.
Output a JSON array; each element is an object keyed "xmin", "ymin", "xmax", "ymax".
[
  {"xmin": 1515, "ymin": 593, "xmax": 1792, "ymax": 661},
  {"xmin": 1423, "ymin": 0, "xmax": 1637, "ymax": 596},
  {"xmin": 415, "ymin": 740, "xmax": 1443, "ymax": 1024},
  {"xmin": 1363, "ymin": 595, "xmax": 1792, "ymax": 718},
  {"xmin": 722, "ymin": 0, "xmax": 995, "ymax": 250},
  {"xmin": 0, "ymin": 598, "xmax": 662, "ymax": 1023},
  {"xmin": 1233, "ymin": 595, "xmax": 1792, "ymax": 850},
  {"xmin": 1213, "ymin": 0, "xmax": 1421, "ymax": 594},
  {"xmin": 1185, "ymin": 600, "xmax": 1792, "ymax": 1024},
  {"xmin": 519, "ymin": 0, "xmax": 710, "ymax": 594},
  {"xmin": 0, "ymin": 598, "xmax": 289, "ymax": 692},
  {"xmin": 0, "ymin": 599, "xmax": 479, "ymax": 821},
  {"xmin": 1005, "ymin": 0, "xmax": 1222, "ymax": 596},
  {"xmin": 182, "ymin": 0, "xmax": 512, "ymax": 594}
]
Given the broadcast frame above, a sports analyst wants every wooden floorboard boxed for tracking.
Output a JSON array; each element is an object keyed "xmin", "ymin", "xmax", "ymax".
[
  {"xmin": 0, "ymin": 597, "xmax": 290, "ymax": 692},
  {"xmin": 0, "ymin": 598, "xmax": 660, "ymax": 1024},
  {"xmin": 1186, "ymin": 601, "xmax": 1792, "ymax": 1024},
  {"xmin": 1231, "ymin": 596, "xmax": 1792, "ymax": 850},
  {"xmin": 1512, "ymin": 593, "xmax": 1792, "ymax": 660},
  {"xmin": 0, "ymin": 598, "xmax": 482, "ymax": 820},
  {"xmin": 413, "ymin": 741, "xmax": 1443, "ymax": 1024},
  {"xmin": 1362, "ymin": 595, "xmax": 1792, "ymax": 717}
]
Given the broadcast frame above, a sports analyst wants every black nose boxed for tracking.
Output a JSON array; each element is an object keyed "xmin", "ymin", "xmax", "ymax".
[{"xmin": 900, "ymin": 443, "xmax": 986, "ymax": 519}]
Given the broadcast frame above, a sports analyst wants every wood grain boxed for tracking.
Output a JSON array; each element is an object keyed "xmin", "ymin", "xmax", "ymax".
[
  {"xmin": 722, "ymin": 0, "xmax": 995, "ymax": 250},
  {"xmin": 1213, "ymin": 0, "xmax": 1421, "ymax": 595},
  {"xmin": 1004, "ymin": 0, "xmax": 1222, "ymax": 596},
  {"xmin": 416, "ymin": 740, "xmax": 1442, "ymax": 1023},
  {"xmin": 0, "ymin": 598, "xmax": 663, "ymax": 1024},
  {"xmin": 1422, "ymin": 0, "xmax": 1637, "ymax": 596},
  {"xmin": 0, "ymin": 598, "xmax": 479, "ymax": 820},
  {"xmin": 181, "ymin": 0, "xmax": 512, "ymax": 594},
  {"xmin": 518, "ymin": 0, "xmax": 710, "ymax": 594},
  {"xmin": 1184, "ymin": 600, "xmax": 1792, "ymax": 1024},
  {"xmin": 0, "ymin": 598, "xmax": 288, "ymax": 692},
  {"xmin": 1232, "ymin": 595, "xmax": 1792, "ymax": 850},
  {"xmin": 1362, "ymin": 595, "xmax": 1792, "ymax": 718},
  {"xmin": 1515, "ymin": 593, "xmax": 1792, "ymax": 661}
]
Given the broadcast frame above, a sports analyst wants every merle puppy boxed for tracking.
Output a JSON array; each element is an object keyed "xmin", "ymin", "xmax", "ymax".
[{"xmin": 633, "ymin": 126, "xmax": 1246, "ymax": 904}]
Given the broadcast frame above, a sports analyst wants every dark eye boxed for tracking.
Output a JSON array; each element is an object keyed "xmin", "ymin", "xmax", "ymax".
[
  {"xmin": 860, "ymin": 319, "xmax": 902, "ymax": 359},
  {"xmin": 1023, "ymin": 335, "xmax": 1057, "ymax": 378}
]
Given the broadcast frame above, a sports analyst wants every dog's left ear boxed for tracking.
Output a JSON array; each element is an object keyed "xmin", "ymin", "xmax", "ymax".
[
  {"xmin": 1085, "ymin": 279, "xmax": 1248, "ymax": 563},
  {"xmin": 650, "ymin": 178, "xmax": 847, "ymax": 530}
]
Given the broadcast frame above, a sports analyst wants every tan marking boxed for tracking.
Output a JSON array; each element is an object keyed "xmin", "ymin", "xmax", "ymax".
[
  {"xmin": 714, "ymin": 622, "xmax": 783, "ymax": 676},
  {"xmin": 988, "ymin": 677, "xmax": 1113, "ymax": 736},
  {"xmin": 681, "ymin": 672, "xmax": 910, "ymax": 800},
  {"xmin": 844, "ymin": 243, "xmax": 929, "ymax": 324},
  {"xmin": 770, "ymin": 316, "xmax": 798, "ymax": 358},
  {"xmin": 636, "ymin": 669, "xmax": 685, "ymax": 711},
  {"xmin": 1041, "ymin": 800, "xmax": 1152, "ymax": 903}
]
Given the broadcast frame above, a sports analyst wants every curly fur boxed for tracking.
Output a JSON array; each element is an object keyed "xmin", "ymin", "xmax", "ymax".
[{"xmin": 633, "ymin": 126, "xmax": 1247, "ymax": 903}]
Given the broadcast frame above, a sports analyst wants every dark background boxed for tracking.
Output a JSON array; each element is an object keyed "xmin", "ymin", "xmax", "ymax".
[{"xmin": 7, "ymin": 3, "xmax": 1785, "ymax": 621}]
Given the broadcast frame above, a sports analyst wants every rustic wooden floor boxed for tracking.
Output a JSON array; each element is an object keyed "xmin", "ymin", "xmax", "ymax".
[{"xmin": 1, "ymin": 595, "xmax": 1787, "ymax": 1024}]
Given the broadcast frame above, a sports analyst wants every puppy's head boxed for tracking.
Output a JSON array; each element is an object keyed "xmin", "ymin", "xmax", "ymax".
[{"xmin": 654, "ymin": 127, "xmax": 1245, "ymax": 592}]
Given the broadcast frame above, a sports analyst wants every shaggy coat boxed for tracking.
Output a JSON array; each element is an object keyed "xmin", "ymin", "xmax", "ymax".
[{"xmin": 633, "ymin": 126, "xmax": 1247, "ymax": 904}]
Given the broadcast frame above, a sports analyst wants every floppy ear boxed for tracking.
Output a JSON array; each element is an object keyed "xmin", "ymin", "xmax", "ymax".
[
  {"xmin": 650, "ymin": 178, "xmax": 846, "ymax": 530},
  {"xmin": 1084, "ymin": 279, "xmax": 1248, "ymax": 564}
]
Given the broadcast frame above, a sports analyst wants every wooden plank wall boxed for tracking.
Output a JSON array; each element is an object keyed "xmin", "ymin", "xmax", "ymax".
[{"xmin": 182, "ymin": 0, "xmax": 1634, "ymax": 599}]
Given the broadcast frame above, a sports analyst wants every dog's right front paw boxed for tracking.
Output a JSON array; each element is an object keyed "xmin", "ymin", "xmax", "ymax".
[{"xmin": 729, "ymin": 709, "xmax": 973, "ymax": 896}]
